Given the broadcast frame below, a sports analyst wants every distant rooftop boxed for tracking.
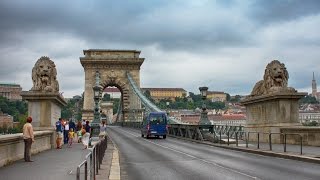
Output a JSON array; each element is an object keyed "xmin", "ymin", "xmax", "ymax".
[
  {"xmin": 208, "ymin": 91, "xmax": 225, "ymax": 94},
  {"xmin": 83, "ymin": 49, "xmax": 141, "ymax": 54},
  {"xmin": 0, "ymin": 83, "xmax": 21, "ymax": 87},
  {"xmin": 142, "ymin": 88, "xmax": 187, "ymax": 92}
]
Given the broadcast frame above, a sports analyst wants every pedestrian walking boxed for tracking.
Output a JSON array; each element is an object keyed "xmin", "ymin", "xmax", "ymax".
[
  {"xmin": 68, "ymin": 128, "xmax": 75, "ymax": 147},
  {"xmin": 99, "ymin": 121, "xmax": 107, "ymax": 139},
  {"xmin": 55, "ymin": 118, "xmax": 64, "ymax": 149},
  {"xmin": 23, "ymin": 117, "xmax": 34, "ymax": 162},
  {"xmin": 76, "ymin": 121, "xmax": 83, "ymax": 143},
  {"xmin": 64, "ymin": 120, "xmax": 70, "ymax": 144},
  {"xmin": 82, "ymin": 120, "xmax": 91, "ymax": 149}
]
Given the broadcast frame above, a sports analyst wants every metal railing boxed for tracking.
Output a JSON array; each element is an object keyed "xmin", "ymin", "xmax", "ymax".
[
  {"xmin": 284, "ymin": 133, "xmax": 303, "ymax": 155},
  {"xmin": 76, "ymin": 137, "xmax": 108, "ymax": 180},
  {"xmin": 245, "ymin": 131, "xmax": 303, "ymax": 155},
  {"xmin": 121, "ymin": 122, "xmax": 305, "ymax": 155}
]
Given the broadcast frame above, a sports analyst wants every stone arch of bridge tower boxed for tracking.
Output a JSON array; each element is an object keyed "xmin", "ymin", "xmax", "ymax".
[
  {"xmin": 80, "ymin": 49, "xmax": 144, "ymax": 122},
  {"xmin": 100, "ymin": 77, "xmax": 130, "ymax": 111}
]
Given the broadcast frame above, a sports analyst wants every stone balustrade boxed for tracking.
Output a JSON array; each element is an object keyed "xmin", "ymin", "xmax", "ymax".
[{"xmin": 0, "ymin": 130, "xmax": 55, "ymax": 167}]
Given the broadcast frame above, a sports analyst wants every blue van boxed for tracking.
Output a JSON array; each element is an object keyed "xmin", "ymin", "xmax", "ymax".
[{"xmin": 141, "ymin": 112, "xmax": 168, "ymax": 139}]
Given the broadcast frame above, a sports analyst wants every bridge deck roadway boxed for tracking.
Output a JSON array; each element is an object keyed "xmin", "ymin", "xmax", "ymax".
[{"xmin": 0, "ymin": 143, "xmax": 90, "ymax": 180}]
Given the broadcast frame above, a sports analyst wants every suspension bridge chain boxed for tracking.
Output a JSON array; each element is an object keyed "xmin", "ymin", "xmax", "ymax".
[
  {"xmin": 115, "ymin": 96, "xmax": 123, "ymax": 123},
  {"xmin": 126, "ymin": 72, "xmax": 162, "ymax": 112},
  {"xmin": 126, "ymin": 72, "xmax": 183, "ymax": 124}
]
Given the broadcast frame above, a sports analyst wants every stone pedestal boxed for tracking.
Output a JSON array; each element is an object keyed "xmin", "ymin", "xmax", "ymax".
[
  {"xmin": 21, "ymin": 91, "xmax": 67, "ymax": 129},
  {"xmin": 241, "ymin": 92, "xmax": 307, "ymax": 143}
]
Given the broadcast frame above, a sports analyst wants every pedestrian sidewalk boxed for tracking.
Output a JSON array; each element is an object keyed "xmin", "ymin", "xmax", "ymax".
[
  {"xmin": 0, "ymin": 143, "xmax": 90, "ymax": 180},
  {"xmin": 96, "ymin": 136, "xmax": 119, "ymax": 180}
]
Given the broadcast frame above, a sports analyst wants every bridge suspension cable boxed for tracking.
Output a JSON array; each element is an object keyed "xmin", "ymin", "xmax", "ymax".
[
  {"xmin": 126, "ymin": 72, "xmax": 162, "ymax": 112},
  {"xmin": 126, "ymin": 72, "xmax": 183, "ymax": 124},
  {"xmin": 115, "ymin": 96, "xmax": 123, "ymax": 123}
]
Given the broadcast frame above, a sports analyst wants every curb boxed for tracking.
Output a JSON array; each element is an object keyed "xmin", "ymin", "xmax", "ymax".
[
  {"xmin": 107, "ymin": 135, "xmax": 121, "ymax": 180},
  {"xmin": 169, "ymin": 135, "xmax": 320, "ymax": 164}
]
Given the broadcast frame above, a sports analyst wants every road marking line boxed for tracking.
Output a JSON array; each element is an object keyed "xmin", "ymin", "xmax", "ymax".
[{"xmin": 116, "ymin": 127, "xmax": 259, "ymax": 180}]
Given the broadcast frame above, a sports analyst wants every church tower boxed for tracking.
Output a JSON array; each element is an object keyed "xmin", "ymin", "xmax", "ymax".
[{"xmin": 312, "ymin": 72, "xmax": 317, "ymax": 99}]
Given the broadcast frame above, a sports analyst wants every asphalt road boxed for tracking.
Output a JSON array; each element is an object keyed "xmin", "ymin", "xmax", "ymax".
[{"xmin": 107, "ymin": 126, "xmax": 320, "ymax": 180}]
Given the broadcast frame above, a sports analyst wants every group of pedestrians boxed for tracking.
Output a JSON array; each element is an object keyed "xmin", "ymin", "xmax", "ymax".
[
  {"xmin": 21, "ymin": 116, "xmax": 108, "ymax": 163},
  {"xmin": 55, "ymin": 118, "xmax": 84, "ymax": 148}
]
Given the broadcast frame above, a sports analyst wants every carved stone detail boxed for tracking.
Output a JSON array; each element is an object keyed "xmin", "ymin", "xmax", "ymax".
[
  {"xmin": 31, "ymin": 56, "xmax": 59, "ymax": 93},
  {"xmin": 250, "ymin": 60, "xmax": 296, "ymax": 97}
]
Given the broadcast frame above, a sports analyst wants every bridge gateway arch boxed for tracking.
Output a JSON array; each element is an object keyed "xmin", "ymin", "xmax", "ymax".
[{"xmin": 80, "ymin": 49, "xmax": 144, "ymax": 122}]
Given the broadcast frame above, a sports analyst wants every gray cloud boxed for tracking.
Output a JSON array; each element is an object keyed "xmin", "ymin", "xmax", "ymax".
[
  {"xmin": 248, "ymin": 0, "xmax": 320, "ymax": 24},
  {"xmin": 0, "ymin": 0, "xmax": 319, "ymax": 97}
]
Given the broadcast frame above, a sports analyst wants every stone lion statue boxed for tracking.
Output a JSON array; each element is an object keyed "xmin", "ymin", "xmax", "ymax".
[
  {"xmin": 31, "ymin": 56, "xmax": 59, "ymax": 92},
  {"xmin": 250, "ymin": 60, "xmax": 296, "ymax": 96}
]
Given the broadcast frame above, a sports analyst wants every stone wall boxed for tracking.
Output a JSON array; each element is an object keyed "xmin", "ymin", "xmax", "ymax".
[
  {"xmin": 280, "ymin": 127, "xmax": 320, "ymax": 146},
  {"xmin": 0, "ymin": 130, "xmax": 54, "ymax": 167}
]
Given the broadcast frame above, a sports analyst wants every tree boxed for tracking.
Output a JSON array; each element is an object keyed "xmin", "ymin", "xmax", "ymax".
[
  {"xmin": 299, "ymin": 95, "xmax": 319, "ymax": 104},
  {"xmin": 103, "ymin": 93, "xmax": 111, "ymax": 101},
  {"xmin": 226, "ymin": 93, "xmax": 231, "ymax": 101},
  {"xmin": 230, "ymin": 95, "xmax": 241, "ymax": 103},
  {"xmin": 189, "ymin": 92, "xmax": 201, "ymax": 102},
  {"xmin": 0, "ymin": 96, "xmax": 27, "ymax": 121}
]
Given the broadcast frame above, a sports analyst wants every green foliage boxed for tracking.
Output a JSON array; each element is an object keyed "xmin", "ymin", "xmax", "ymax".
[
  {"xmin": 0, "ymin": 96, "xmax": 27, "ymax": 121},
  {"xmin": 112, "ymin": 98, "xmax": 120, "ymax": 115},
  {"xmin": 61, "ymin": 97, "xmax": 83, "ymax": 121},
  {"xmin": 226, "ymin": 93, "xmax": 231, "ymax": 101},
  {"xmin": 302, "ymin": 121, "xmax": 319, "ymax": 126},
  {"xmin": 299, "ymin": 95, "xmax": 319, "ymax": 104},
  {"xmin": 230, "ymin": 95, "xmax": 241, "ymax": 103},
  {"xmin": 144, "ymin": 90, "xmax": 155, "ymax": 103},
  {"xmin": 189, "ymin": 92, "xmax": 202, "ymax": 102},
  {"xmin": 154, "ymin": 94, "xmax": 226, "ymax": 110},
  {"xmin": 103, "ymin": 93, "xmax": 111, "ymax": 101}
]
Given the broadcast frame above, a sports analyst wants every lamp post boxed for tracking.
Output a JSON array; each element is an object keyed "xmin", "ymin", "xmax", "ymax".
[
  {"xmin": 91, "ymin": 71, "xmax": 102, "ymax": 138},
  {"xmin": 199, "ymin": 86, "xmax": 211, "ymax": 125}
]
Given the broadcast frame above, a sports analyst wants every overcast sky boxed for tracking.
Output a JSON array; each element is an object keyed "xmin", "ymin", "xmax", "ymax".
[{"xmin": 1, "ymin": 0, "xmax": 320, "ymax": 98}]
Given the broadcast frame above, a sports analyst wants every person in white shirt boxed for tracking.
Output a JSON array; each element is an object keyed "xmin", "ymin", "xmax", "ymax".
[
  {"xmin": 99, "ymin": 121, "xmax": 107, "ymax": 139},
  {"xmin": 64, "ymin": 121, "xmax": 70, "ymax": 144}
]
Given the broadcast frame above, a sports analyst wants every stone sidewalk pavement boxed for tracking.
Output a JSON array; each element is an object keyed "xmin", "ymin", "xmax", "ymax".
[
  {"xmin": 0, "ymin": 143, "xmax": 91, "ymax": 180},
  {"xmin": 0, "ymin": 137, "xmax": 117, "ymax": 180}
]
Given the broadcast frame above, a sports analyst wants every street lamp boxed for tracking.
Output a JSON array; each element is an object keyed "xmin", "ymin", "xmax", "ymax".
[
  {"xmin": 91, "ymin": 71, "xmax": 102, "ymax": 138},
  {"xmin": 199, "ymin": 86, "xmax": 211, "ymax": 125}
]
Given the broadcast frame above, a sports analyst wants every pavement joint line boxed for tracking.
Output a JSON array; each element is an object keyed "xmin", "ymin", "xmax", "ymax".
[{"xmin": 169, "ymin": 135, "xmax": 320, "ymax": 164}]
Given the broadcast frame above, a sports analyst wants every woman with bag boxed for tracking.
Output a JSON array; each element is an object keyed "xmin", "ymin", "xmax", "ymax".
[{"xmin": 82, "ymin": 120, "xmax": 91, "ymax": 149}]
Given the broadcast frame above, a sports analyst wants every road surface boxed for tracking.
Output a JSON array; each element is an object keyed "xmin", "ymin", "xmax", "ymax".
[{"xmin": 107, "ymin": 126, "xmax": 320, "ymax": 180}]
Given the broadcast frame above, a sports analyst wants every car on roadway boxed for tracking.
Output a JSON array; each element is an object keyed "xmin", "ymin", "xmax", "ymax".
[{"xmin": 141, "ymin": 112, "xmax": 168, "ymax": 139}]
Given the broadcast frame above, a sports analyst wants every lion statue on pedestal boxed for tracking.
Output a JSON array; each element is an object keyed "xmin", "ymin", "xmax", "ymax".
[
  {"xmin": 31, "ymin": 56, "xmax": 59, "ymax": 92},
  {"xmin": 250, "ymin": 60, "xmax": 296, "ymax": 96}
]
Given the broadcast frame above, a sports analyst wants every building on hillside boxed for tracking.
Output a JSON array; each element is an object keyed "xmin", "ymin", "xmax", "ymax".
[
  {"xmin": 0, "ymin": 83, "xmax": 22, "ymax": 101},
  {"xmin": 299, "ymin": 103, "xmax": 320, "ymax": 124},
  {"xmin": 207, "ymin": 91, "xmax": 226, "ymax": 102},
  {"xmin": 179, "ymin": 113, "xmax": 247, "ymax": 125},
  {"xmin": 0, "ymin": 111, "xmax": 14, "ymax": 128},
  {"xmin": 299, "ymin": 112, "xmax": 320, "ymax": 124},
  {"xmin": 141, "ymin": 88, "xmax": 187, "ymax": 101},
  {"xmin": 180, "ymin": 114, "xmax": 200, "ymax": 125},
  {"xmin": 103, "ymin": 87, "xmax": 121, "ymax": 99}
]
